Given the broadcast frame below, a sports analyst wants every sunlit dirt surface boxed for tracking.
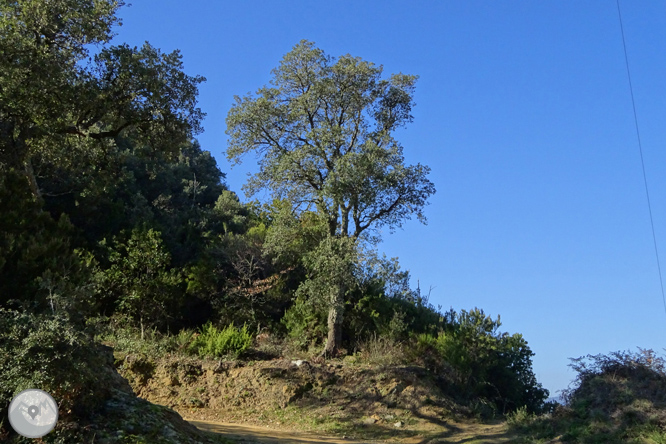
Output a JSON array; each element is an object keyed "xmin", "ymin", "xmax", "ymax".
[{"xmin": 189, "ymin": 419, "xmax": 519, "ymax": 444}]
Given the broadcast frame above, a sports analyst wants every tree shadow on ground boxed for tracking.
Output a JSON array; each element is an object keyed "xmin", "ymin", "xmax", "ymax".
[{"xmin": 282, "ymin": 364, "xmax": 502, "ymax": 443}]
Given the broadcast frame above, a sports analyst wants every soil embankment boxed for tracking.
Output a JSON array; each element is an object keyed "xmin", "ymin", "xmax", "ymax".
[{"xmin": 117, "ymin": 353, "xmax": 520, "ymax": 443}]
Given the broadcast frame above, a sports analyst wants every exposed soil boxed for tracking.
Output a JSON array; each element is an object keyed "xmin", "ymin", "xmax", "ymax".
[
  {"xmin": 189, "ymin": 419, "xmax": 517, "ymax": 444},
  {"xmin": 117, "ymin": 352, "xmax": 521, "ymax": 443}
]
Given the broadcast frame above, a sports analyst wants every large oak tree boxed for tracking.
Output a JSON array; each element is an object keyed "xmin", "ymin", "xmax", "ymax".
[{"xmin": 226, "ymin": 41, "xmax": 435, "ymax": 355}]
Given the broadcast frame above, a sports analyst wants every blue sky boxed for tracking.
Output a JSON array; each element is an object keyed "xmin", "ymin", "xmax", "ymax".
[{"xmin": 113, "ymin": 1, "xmax": 666, "ymax": 397}]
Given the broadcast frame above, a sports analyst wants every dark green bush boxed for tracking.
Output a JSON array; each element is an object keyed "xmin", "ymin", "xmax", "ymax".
[
  {"xmin": 281, "ymin": 295, "xmax": 327, "ymax": 350},
  {"xmin": 100, "ymin": 228, "xmax": 184, "ymax": 337},
  {"xmin": 0, "ymin": 309, "xmax": 111, "ymax": 435},
  {"xmin": 411, "ymin": 308, "xmax": 548, "ymax": 415}
]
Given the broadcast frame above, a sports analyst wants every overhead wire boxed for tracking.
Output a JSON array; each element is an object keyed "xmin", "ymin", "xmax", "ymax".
[{"xmin": 615, "ymin": 0, "xmax": 666, "ymax": 319}]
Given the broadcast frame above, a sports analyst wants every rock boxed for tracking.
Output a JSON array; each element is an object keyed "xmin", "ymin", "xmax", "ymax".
[
  {"xmin": 363, "ymin": 417, "xmax": 377, "ymax": 425},
  {"xmin": 394, "ymin": 421, "xmax": 403, "ymax": 428}
]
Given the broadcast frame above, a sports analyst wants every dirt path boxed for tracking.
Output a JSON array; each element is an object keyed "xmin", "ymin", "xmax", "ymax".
[
  {"xmin": 189, "ymin": 420, "xmax": 374, "ymax": 443},
  {"xmin": 189, "ymin": 419, "xmax": 517, "ymax": 444}
]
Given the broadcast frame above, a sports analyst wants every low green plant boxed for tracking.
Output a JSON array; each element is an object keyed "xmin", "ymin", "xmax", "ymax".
[
  {"xmin": 189, "ymin": 322, "xmax": 252, "ymax": 358},
  {"xmin": 506, "ymin": 406, "xmax": 537, "ymax": 429},
  {"xmin": 98, "ymin": 321, "xmax": 178, "ymax": 358},
  {"xmin": 642, "ymin": 426, "xmax": 666, "ymax": 444},
  {"xmin": 175, "ymin": 328, "xmax": 196, "ymax": 350}
]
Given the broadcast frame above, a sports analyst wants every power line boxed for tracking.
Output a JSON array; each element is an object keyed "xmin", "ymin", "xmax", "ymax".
[{"xmin": 616, "ymin": 0, "xmax": 666, "ymax": 319}]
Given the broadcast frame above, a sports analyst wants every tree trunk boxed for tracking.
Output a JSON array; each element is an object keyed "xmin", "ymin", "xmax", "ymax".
[
  {"xmin": 0, "ymin": 124, "xmax": 42, "ymax": 202},
  {"xmin": 322, "ymin": 286, "xmax": 345, "ymax": 357},
  {"xmin": 23, "ymin": 157, "xmax": 43, "ymax": 202}
]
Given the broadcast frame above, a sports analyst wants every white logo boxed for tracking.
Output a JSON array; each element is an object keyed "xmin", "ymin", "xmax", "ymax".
[{"xmin": 8, "ymin": 389, "xmax": 58, "ymax": 438}]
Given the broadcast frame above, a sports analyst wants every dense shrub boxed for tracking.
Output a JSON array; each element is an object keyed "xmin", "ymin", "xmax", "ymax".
[
  {"xmin": 100, "ymin": 228, "xmax": 184, "ymax": 337},
  {"xmin": 0, "ymin": 168, "xmax": 98, "ymax": 322},
  {"xmin": 511, "ymin": 349, "xmax": 666, "ymax": 443},
  {"xmin": 412, "ymin": 308, "xmax": 548, "ymax": 415},
  {"xmin": 281, "ymin": 295, "xmax": 328, "ymax": 350},
  {"xmin": 0, "ymin": 309, "xmax": 110, "ymax": 434},
  {"xmin": 189, "ymin": 322, "xmax": 252, "ymax": 358},
  {"xmin": 344, "ymin": 255, "xmax": 444, "ymax": 344}
]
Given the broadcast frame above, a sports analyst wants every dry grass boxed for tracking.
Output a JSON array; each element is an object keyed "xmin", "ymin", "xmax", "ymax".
[{"xmin": 352, "ymin": 334, "xmax": 407, "ymax": 367}]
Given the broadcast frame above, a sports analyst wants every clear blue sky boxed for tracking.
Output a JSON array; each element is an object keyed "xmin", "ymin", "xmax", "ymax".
[{"xmin": 113, "ymin": 1, "xmax": 666, "ymax": 398}]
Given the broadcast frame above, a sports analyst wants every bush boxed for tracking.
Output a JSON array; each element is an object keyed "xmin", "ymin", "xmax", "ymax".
[
  {"xmin": 512, "ymin": 349, "xmax": 666, "ymax": 443},
  {"xmin": 354, "ymin": 334, "xmax": 407, "ymax": 366},
  {"xmin": 409, "ymin": 308, "xmax": 548, "ymax": 415},
  {"xmin": 97, "ymin": 321, "xmax": 181, "ymax": 359},
  {"xmin": 0, "ymin": 309, "xmax": 111, "ymax": 434},
  {"xmin": 281, "ymin": 296, "xmax": 327, "ymax": 350},
  {"xmin": 506, "ymin": 405, "xmax": 537, "ymax": 429},
  {"xmin": 189, "ymin": 322, "xmax": 252, "ymax": 358},
  {"xmin": 100, "ymin": 228, "xmax": 184, "ymax": 338}
]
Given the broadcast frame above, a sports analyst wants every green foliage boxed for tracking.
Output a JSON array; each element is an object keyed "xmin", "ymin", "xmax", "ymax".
[
  {"xmin": 227, "ymin": 40, "xmax": 436, "ymax": 352},
  {"xmin": 506, "ymin": 405, "xmax": 538, "ymax": 429},
  {"xmin": 0, "ymin": 0, "xmax": 205, "ymax": 186},
  {"xmin": 100, "ymin": 228, "xmax": 183, "ymax": 335},
  {"xmin": 189, "ymin": 323, "xmax": 252, "ymax": 358},
  {"xmin": 411, "ymin": 308, "xmax": 548, "ymax": 415},
  {"xmin": 341, "ymin": 253, "xmax": 444, "ymax": 351},
  {"xmin": 263, "ymin": 202, "xmax": 329, "ymax": 270},
  {"xmin": 0, "ymin": 167, "xmax": 99, "ymax": 323},
  {"xmin": 296, "ymin": 235, "xmax": 359, "ymax": 305},
  {"xmin": 213, "ymin": 190, "xmax": 250, "ymax": 235},
  {"xmin": 281, "ymin": 296, "xmax": 328, "ymax": 350},
  {"xmin": 226, "ymin": 40, "xmax": 435, "ymax": 241},
  {"xmin": 0, "ymin": 310, "xmax": 110, "ymax": 426},
  {"xmin": 512, "ymin": 349, "xmax": 666, "ymax": 443},
  {"xmin": 97, "ymin": 323, "xmax": 182, "ymax": 360}
]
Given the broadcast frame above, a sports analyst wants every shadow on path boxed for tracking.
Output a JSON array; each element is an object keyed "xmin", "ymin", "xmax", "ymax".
[
  {"xmin": 190, "ymin": 420, "xmax": 382, "ymax": 443},
  {"xmin": 190, "ymin": 419, "xmax": 518, "ymax": 444}
]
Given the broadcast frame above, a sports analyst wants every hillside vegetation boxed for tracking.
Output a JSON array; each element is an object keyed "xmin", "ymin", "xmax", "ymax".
[
  {"xmin": 509, "ymin": 348, "xmax": 666, "ymax": 444},
  {"xmin": 0, "ymin": 1, "xmax": 556, "ymax": 442}
]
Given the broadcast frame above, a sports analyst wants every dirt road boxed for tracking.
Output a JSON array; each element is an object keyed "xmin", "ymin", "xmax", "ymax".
[{"xmin": 189, "ymin": 419, "xmax": 518, "ymax": 444}]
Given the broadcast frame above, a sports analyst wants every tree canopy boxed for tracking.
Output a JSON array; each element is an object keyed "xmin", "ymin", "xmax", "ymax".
[
  {"xmin": 0, "ymin": 0, "xmax": 205, "ymax": 198},
  {"xmin": 226, "ymin": 40, "xmax": 435, "ymax": 242}
]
